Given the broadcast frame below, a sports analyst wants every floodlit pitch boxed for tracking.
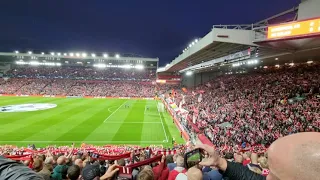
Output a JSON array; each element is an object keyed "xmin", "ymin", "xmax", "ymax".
[{"xmin": 0, "ymin": 96, "xmax": 184, "ymax": 147}]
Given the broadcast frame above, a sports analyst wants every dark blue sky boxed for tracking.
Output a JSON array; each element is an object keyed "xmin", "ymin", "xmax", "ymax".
[{"xmin": 0, "ymin": 0, "xmax": 300, "ymax": 66}]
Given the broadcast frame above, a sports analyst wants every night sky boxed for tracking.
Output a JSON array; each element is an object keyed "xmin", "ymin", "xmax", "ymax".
[{"xmin": 0, "ymin": 0, "xmax": 300, "ymax": 66}]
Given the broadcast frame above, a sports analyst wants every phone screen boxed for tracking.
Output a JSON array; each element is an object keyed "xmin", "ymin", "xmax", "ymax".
[{"xmin": 184, "ymin": 148, "xmax": 203, "ymax": 169}]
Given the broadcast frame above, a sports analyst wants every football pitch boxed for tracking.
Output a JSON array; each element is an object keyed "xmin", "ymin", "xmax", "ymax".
[{"xmin": 0, "ymin": 96, "xmax": 184, "ymax": 147}]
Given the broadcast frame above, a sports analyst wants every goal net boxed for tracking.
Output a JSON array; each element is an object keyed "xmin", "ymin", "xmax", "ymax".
[{"xmin": 157, "ymin": 102, "xmax": 165, "ymax": 112}]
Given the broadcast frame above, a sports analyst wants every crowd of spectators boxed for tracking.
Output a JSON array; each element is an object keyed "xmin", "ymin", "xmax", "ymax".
[
  {"xmin": 1, "ymin": 132, "xmax": 320, "ymax": 179},
  {"xmin": 0, "ymin": 79, "xmax": 156, "ymax": 97},
  {"xmin": 6, "ymin": 66, "xmax": 156, "ymax": 81},
  {"xmin": 0, "ymin": 66, "xmax": 157, "ymax": 97},
  {"xmin": 173, "ymin": 64, "xmax": 319, "ymax": 152}
]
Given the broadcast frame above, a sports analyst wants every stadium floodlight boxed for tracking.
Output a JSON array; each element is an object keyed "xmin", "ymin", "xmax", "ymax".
[
  {"xmin": 275, "ymin": 64, "xmax": 280, "ymax": 68},
  {"xmin": 41, "ymin": 52, "xmax": 45, "ymax": 55},
  {"xmin": 82, "ymin": 53, "xmax": 87, "ymax": 58},
  {"xmin": 135, "ymin": 65, "xmax": 144, "ymax": 69},
  {"xmin": 91, "ymin": 53, "xmax": 96, "ymax": 57},
  {"xmin": 103, "ymin": 53, "xmax": 108, "ymax": 58},
  {"xmin": 51, "ymin": 52, "xmax": 55, "ymax": 56},
  {"xmin": 166, "ymin": 64, "xmax": 170, "ymax": 67},
  {"xmin": 28, "ymin": 51, "xmax": 32, "ymax": 54},
  {"xmin": 30, "ymin": 61, "xmax": 40, "ymax": 66},
  {"xmin": 195, "ymin": 39, "xmax": 198, "ymax": 43},
  {"xmin": 76, "ymin": 53, "xmax": 80, "ymax": 57},
  {"xmin": 63, "ymin": 53, "xmax": 67, "ymax": 56},
  {"xmin": 93, "ymin": 63, "xmax": 106, "ymax": 68},
  {"xmin": 69, "ymin": 53, "xmax": 74, "ymax": 57},
  {"xmin": 192, "ymin": 42, "xmax": 195, "ymax": 46},
  {"xmin": 186, "ymin": 71, "xmax": 193, "ymax": 76},
  {"xmin": 189, "ymin": 44, "xmax": 192, "ymax": 48},
  {"xmin": 57, "ymin": 52, "xmax": 61, "ymax": 56},
  {"xmin": 56, "ymin": 63, "xmax": 62, "ymax": 66},
  {"xmin": 115, "ymin": 54, "xmax": 120, "ymax": 58},
  {"xmin": 15, "ymin": 50, "xmax": 19, "ymax": 54}
]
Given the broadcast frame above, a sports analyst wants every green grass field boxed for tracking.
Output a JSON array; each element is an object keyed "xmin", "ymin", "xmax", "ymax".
[{"xmin": 0, "ymin": 96, "xmax": 184, "ymax": 147}]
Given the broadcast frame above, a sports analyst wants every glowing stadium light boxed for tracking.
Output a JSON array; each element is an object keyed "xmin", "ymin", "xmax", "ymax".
[
  {"xmin": 189, "ymin": 44, "xmax": 192, "ymax": 48},
  {"xmin": 307, "ymin": 61, "xmax": 313, "ymax": 64},
  {"xmin": 275, "ymin": 64, "xmax": 280, "ymax": 68},
  {"xmin": 192, "ymin": 42, "xmax": 195, "ymax": 46},
  {"xmin": 28, "ymin": 51, "xmax": 32, "ymax": 55},
  {"xmin": 135, "ymin": 65, "xmax": 144, "ymax": 69},
  {"xmin": 122, "ymin": 64, "xmax": 132, "ymax": 69},
  {"xmin": 15, "ymin": 50, "xmax": 19, "ymax": 54},
  {"xmin": 57, "ymin": 52, "xmax": 61, "ymax": 56},
  {"xmin": 30, "ymin": 61, "xmax": 40, "ymax": 66},
  {"xmin": 56, "ymin": 63, "xmax": 62, "ymax": 66},
  {"xmin": 195, "ymin": 39, "xmax": 198, "ymax": 43},
  {"xmin": 93, "ymin": 63, "xmax": 107, "ymax": 68},
  {"xmin": 82, "ymin": 53, "xmax": 87, "ymax": 58},
  {"xmin": 41, "ymin": 52, "xmax": 45, "ymax": 55},
  {"xmin": 166, "ymin": 64, "xmax": 170, "ymax": 67},
  {"xmin": 63, "ymin": 53, "xmax": 67, "ymax": 56},
  {"xmin": 115, "ymin": 54, "xmax": 120, "ymax": 58},
  {"xmin": 69, "ymin": 53, "xmax": 74, "ymax": 57},
  {"xmin": 275, "ymin": 58, "xmax": 279, "ymax": 60},
  {"xmin": 103, "ymin": 53, "xmax": 108, "ymax": 58},
  {"xmin": 76, "ymin": 53, "xmax": 80, "ymax": 57},
  {"xmin": 186, "ymin": 71, "xmax": 193, "ymax": 76},
  {"xmin": 51, "ymin": 52, "xmax": 55, "ymax": 56},
  {"xmin": 91, "ymin": 53, "xmax": 96, "ymax": 57}
]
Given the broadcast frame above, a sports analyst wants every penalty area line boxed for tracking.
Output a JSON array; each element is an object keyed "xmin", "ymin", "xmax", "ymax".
[{"xmin": 103, "ymin": 100, "xmax": 128, "ymax": 123}]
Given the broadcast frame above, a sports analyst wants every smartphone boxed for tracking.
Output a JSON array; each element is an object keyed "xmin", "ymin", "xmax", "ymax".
[{"xmin": 184, "ymin": 148, "xmax": 203, "ymax": 169}]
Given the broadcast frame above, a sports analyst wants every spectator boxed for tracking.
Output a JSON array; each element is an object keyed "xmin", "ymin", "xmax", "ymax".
[
  {"xmin": 67, "ymin": 165, "xmax": 81, "ymax": 180},
  {"xmin": 168, "ymin": 156, "xmax": 186, "ymax": 180}
]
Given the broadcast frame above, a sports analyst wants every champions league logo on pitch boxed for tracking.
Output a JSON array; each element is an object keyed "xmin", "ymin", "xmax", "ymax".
[{"xmin": 0, "ymin": 103, "xmax": 57, "ymax": 112}]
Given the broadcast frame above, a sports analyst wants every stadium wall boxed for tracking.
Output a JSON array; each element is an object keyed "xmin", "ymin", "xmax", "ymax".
[{"xmin": 181, "ymin": 71, "xmax": 222, "ymax": 87}]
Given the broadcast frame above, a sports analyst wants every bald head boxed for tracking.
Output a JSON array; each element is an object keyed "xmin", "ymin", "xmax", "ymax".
[
  {"xmin": 57, "ymin": 156, "xmax": 66, "ymax": 165},
  {"xmin": 187, "ymin": 167, "xmax": 203, "ymax": 180},
  {"xmin": 74, "ymin": 159, "xmax": 83, "ymax": 169},
  {"xmin": 267, "ymin": 132, "xmax": 320, "ymax": 180}
]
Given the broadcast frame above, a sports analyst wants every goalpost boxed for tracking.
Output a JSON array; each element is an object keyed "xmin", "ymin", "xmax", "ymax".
[{"xmin": 157, "ymin": 102, "xmax": 165, "ymax": 112}]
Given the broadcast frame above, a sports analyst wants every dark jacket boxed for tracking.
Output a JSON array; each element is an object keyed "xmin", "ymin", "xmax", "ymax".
[
  {"xmin": 220, "ymin": 161, "xmax": 266, "ymax": 180},
  {"xmin": 0, "ymin": 156, "xmax": 44, "ymax": 180}
]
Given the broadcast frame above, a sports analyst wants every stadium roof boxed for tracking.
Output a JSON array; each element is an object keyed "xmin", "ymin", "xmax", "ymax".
[{"xmin": 158, "ymin": 4, "xmax": 320, "ymax": 74}]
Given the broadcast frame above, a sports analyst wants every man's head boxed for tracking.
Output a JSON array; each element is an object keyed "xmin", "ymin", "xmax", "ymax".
[
  {"xmin": 137, "ymin": 168, "xmax": 154, "ymax": 180},
  {"xmin": 57, "ymin": 156, "xmax": 66, "ymax": 165},
  {"xmin": 267, "ymin": 132, "xmax": 320, "ymax": 180},
  {"xmin": 81, "ymin": 164, "xmax": 101, "ymax": 180},
  {"xmin": 176, "ymin": 156, "xmax": 184, "ymax": 167},
  {"xmin": 74, "ymin": 159, "xmax": 83, "ymax": 169},
  {"xmin": 234, "ymin": 153, "xmax": 243, "ymax": 163},
  {"xmin": 187, "ymin": 167, "xmax": 203, "ymax": 180},
  {"xmin": 165, "ymin": 155, "xmax": 174, "ymax": 165},
  {"xmin": 67, "ymin": 165, "xmax": 81, "ymax": 180},
  {"xmin": 32, "ymin": 158, "xmax": 43, "ymax": 172}
]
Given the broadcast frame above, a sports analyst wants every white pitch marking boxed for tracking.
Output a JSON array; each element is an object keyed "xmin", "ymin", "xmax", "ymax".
[
  {"xmin": 157, "ymin": 105, "xmax": 169, "ymax": 143},
  {"xmin": 103, "ymin": 101, "xmax": 128, "ymax": 123}
]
